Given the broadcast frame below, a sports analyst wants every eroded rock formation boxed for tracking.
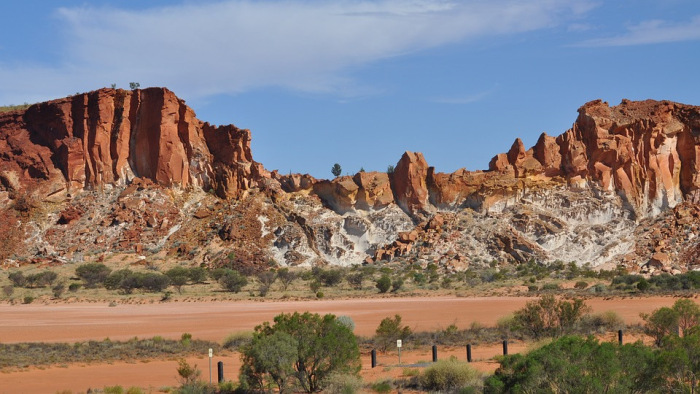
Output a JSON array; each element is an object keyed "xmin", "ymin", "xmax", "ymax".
[
  {"xmin": 488, "ymin": 99, "xmax": 700, "ymax": 217},
  {"xmin": 2, "ymin": 90, "xmax": 700, "ymax": 273},
  {"xmin": 0, "ymin": 87, "xmax": 263, "ymax": 199}
]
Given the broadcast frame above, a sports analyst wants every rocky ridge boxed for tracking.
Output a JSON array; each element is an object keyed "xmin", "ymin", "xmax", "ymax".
[{"xmin": 2, "ymin": 89, "xmax": 700, "ymax": 274}]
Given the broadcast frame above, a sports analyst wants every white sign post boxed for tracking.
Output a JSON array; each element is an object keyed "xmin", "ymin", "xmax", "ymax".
[
  {"xmin": 397, "ymin": 339, "xmax": 402, "ymax": 365},
  {"xmin": 208, "ymin": 348, "xmax": 213, "ymax": 384}
]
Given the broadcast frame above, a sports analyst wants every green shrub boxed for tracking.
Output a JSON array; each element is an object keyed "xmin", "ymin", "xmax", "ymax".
[
  {"xmin": 412, "ymin": 272, "xmax": 427, "ymax": 286},
  {"xmin": 375, "ymin": 314, "xmax": 412, "ymax": 352},
  {"xmin": 376, "ymin": 275, "xmax": 391, "ymax": 293},
  {"xmin": 103, "ymin": 385, "xmax": 124, "ymax": 394},
  {"xmin": 2, "ymin": 284, "xmax": 14, "ymax": 297},
  {"xmin": 323, "ymin": 372, "xmax": 363, "ymax": 394},
  {"xmin": 637, "ymin": 278, "xmax": 650, "ymax": 292},
  {"xmin": 105, "ymin": 269, "xmax": 135, "ymax": 292},
  {"xmin": 166, "ymin": 266, "xmax": 190, "ymax": 293},
  {"xmin": 649, "ymin": 273, "xmax": 684, "ymax": 290},
  {"xmin": 52, "ymin": 282, "xmax": 66, "ymax": 299},
  {"xmin": 370, "ymin": 380, "xmax": 393, "ymax": 393},
  {"xmin": 240, "ymin": 312, "xmax": 361, "ymax": 393},
  {"xmin": 105, "ymin": 270, "xmax": 171, "ymax": 293},
  {"xmin": 8, "ymin": 271, "xmax": 27, "ymax": 287},
  {"xmin": 337, "ymin": 315, "xmax": 356, "ymax": 332},
  {"xmin": 23, "ymin": 295, "xmax": 34, "ymax": 304},
  {"xmin": 612, "ymin": 274, "xmax": 644, "ymax": 286},
  {"xmin": 511, "ymin": 295, "xmax": 589, "ymax": 339},
  {"xmin": 187, "ymin": 266, "xmax": 208, "ymax": 284},
  {"xmin": 277, "ymin": 268, "xmax": 297, "ymax": 291},
  {"xmin": 39, "ymin": 271, "xmax": 58, "ymax": 286},
  {"xmin": 403, "ymin": 368, "xmax": 420, "ymax": 377},
  {"xmin": 391, "ymin": 278, "xmax": 404, "ymax": 292},
  {"xmin": 574, "ymin": 281, "xmax": 589, "ymax": 289},
  {"xmin": 217, "ymin": 380, "xmax": 238, "ymax": 394},
  {"xmin": 75, "ymin": 262, "xmax": 112, "ymax": 288},
  {"xmin": 591, "ymin": 283, "xmax": 607, "ymax": 293},
  {"xmin": 641, "ymin": 306, "xmax": 679, "ymax": 346},
  {"xmin": 484, "ymin": 336, "xmax": 661, "ymax": 393},
  {"xmin": 346, "ymin": 272, "xmax": 364, "ymax": 290},
  {"xmin": 310, "ymin": 280, "xmax": 322, "ymax": 293},
  {"xmin": 68, "ymin": 283, "xmax": 81, "ymax": 292},
  {"xmin": 318, "ymin": 269, "xmax": 344, "ymax": 287},
  {"xmin": 540, "ymin": 283, "xmax": 561, "ymax": 291},
  {"xmin": 218, "ymin": 270, "xmax": 247, "ymax": 293},
  {"xmin": 177, "ymin": 381, "xmax": 215, "ymax": 393},
  {"xmin": 421, "ymin": 358, "xmax": 481, "ymax": 392},
  {"xmin": 256, "ymin": 271, "xmax": 277, "ymax": 295},
  {"xmin": 441, "ymin": 277, "xmax": 453, "ymax": 289},
  {"xmin": 140, "ymin": 272, "xmax": 171, "ymax": 292},
  {"xmin": 209, "ymin": 268, "xmax": 229, "ymax": 281},
  {"xmin": 673, "ymin": 298, "xmax": 700, "ymax": 334},
  {"xmin": 223, "ymin": 331, "xmax": 253, "ymax": 350},
  {"xmin": 580, "ymin": 310, "xmax": 625, "ymax": 334},
  {"xmin": 176, "ymin": 358, "xmax": 201, "ymax": 385},
  {"xmin": 21, "ymin": 271, "xmax": 57, "ymax": 288}
]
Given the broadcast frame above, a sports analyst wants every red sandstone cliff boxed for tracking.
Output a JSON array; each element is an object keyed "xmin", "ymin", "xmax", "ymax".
[
  {"xmin": 0, "ymin": 87, "xmax": 263, "ymax": 199},
  {"xmin": 4, "ymin": 90, "xmax": 698, "ymax": 220},
  {"xmin": 487, "ymin": 99, "xmax": 700, "ymax": 216},
  {"xmin": 3, "ymin": 90, "xmax": 700, "ymax": 271}
]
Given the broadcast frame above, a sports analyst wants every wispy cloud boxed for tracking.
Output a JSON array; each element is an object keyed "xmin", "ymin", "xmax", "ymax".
[
  {"xmin": 577, "ymin": 15, "xmax": 700, "ymax": 46},
  {"xmin": 430, "ymin": 86, "xmax": 498, "ymax": 104},
  {"xmin": 0, "ymin": 0, "xmax": 595, "ymax": 103}
]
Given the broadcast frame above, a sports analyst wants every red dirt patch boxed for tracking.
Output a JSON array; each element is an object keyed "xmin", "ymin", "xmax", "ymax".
[{"xmin": 0, "ymin": 295, "xmax": 683, "ymax": 392}]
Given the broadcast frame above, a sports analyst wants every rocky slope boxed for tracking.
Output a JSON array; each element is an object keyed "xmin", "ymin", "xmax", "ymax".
[{"xmin": 2, "ymin": 89, "xmax": 699, "ymax": 274}]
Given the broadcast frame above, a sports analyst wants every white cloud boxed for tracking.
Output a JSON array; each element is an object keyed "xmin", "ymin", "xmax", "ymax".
[
  {"xmin": 577, "ymin": 15, "xmax": 700, "ymax": 46},
  {"xmin": 430, "ymin": 86, "xmax": 498, "ymax": 104},
  {"xmin": 0, "ymin": 0, "xmax": 595, "ymax": 103}
]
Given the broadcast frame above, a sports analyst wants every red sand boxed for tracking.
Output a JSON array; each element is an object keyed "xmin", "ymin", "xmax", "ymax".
[{"xmin": 0, "ymin": 295, "xmax": 683, "ymax": 393}]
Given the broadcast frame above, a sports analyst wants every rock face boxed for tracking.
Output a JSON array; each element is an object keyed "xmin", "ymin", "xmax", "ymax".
[
  {"xmin": 0, "ymin": 87, "xmax": 263, "ymax": 199},
  {"xmin": 488, "ymin": 99, "xmax": 700, "ymax": 217},
  {"xmin": 392, "ymin": 151, "xmax": 431, "ymax": 215},
  {"xmin": 3, "ymin": 91, "xmax": 700, "ymax": 273}
]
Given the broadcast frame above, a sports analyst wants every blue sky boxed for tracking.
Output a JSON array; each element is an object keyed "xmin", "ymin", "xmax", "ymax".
[{"xmin": 1, "ymin": 1, "xmax": 700, "ymax": 178}]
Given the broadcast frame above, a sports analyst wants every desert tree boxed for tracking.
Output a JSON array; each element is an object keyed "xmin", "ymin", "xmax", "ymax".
[
  {"xmin": 331, "ymin": 163, "xmax": 342, "ymax": 177},
  {"xmin": 240, "ymin": 312, "xmax": 360, "ymax": 393}
]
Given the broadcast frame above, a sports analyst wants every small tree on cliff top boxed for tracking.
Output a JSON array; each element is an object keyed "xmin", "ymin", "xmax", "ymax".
[{"xmin": 331, "ymin": 163, "xmax": 342, "ymax": 177}]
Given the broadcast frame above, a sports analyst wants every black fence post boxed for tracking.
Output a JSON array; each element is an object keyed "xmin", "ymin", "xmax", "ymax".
[
  {"xmin": 618, "ymin": 329, "xmax": 623, "ymax": 345},
  {"xmin": 502, "ymin": 340, "xmax": 508, "ymax": 355},
  {"xmin": 217, "ymin": 361, "xmax": 224, "ymax": 383},
  {"xmin": 466, "ymin": 344, "xmax": 472, "ymax": 363},
  {"xmin": 432, "ymin": 345, "xmax": 438, "ymax": 362},
  {"xmin": 371, "ymin": 349, "xmax": 377, "ymax": 368}
]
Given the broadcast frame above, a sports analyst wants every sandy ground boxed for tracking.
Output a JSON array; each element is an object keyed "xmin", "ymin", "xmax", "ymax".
[{"xmin": 0, "ymin": 295, "xmax": 683, "ymax": 393}]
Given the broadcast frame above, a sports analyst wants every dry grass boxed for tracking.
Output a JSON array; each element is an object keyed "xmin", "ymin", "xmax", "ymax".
[{"xmin": 0, "ymin": 336, "xmax": 222, "ymax": 370}]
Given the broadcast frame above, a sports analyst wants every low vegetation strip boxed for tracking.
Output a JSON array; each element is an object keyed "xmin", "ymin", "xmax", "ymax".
[
  {"xmin": 0, "ymin": 335, "xmax": 220, "ymax": 370},
  {"xmin": 0, "ymin": 103, "xmax": 31, "ymax": 113}
]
